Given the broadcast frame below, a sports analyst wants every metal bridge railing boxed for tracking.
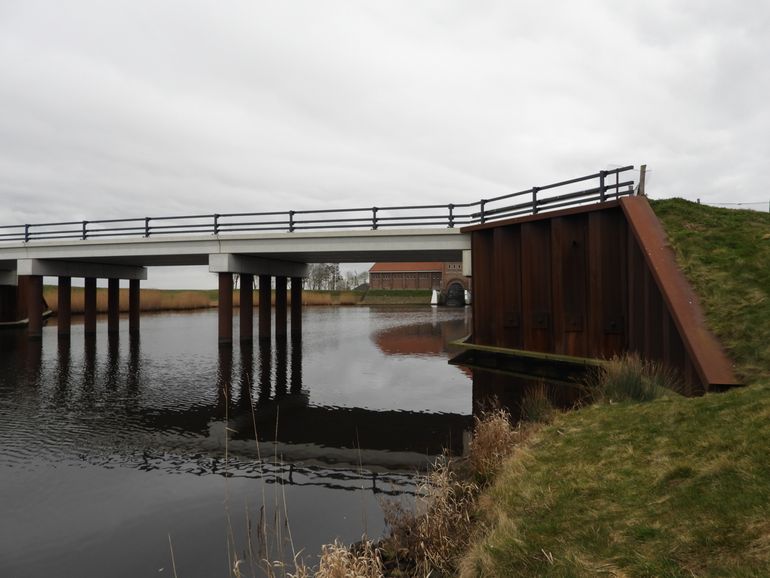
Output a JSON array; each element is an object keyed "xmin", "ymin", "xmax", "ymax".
[{"xmin": 0, "ymin": 165, "xmax": 636, "ymax": 243}]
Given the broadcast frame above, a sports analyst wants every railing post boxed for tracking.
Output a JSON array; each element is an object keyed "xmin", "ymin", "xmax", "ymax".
[
  {"xmin": 213, "ymin": 214, "xmax": 220, "ymax": 235},
  {"xmin": 82, "ymin": 220, "xmax": 88, "ymax": 240},
  {"xmin": 479, "ymin": 200, "xmax": 486, "ymax": 224},
  {"xmin": 144, "ymin": 217, "xmax": 151, "ymax": 237},
  {"xmin": 289, "ymin": 210, "xmax": 295, "ymax": 233},
  {"xmin": 532, "ymin": 187, "xmax": 540, "ymax": 214},
  {"xmin": 599, "ymin": 170, "xmax": 607, "ymax": 202},
  {"xmin": 638, "ymin": 164, "xmax": 647, "ymax": 196},
  {"xmin": 372, "ymin": 207, "xmax": 379, "ymax": 230},
  {"xmin": 24, "ymin": 224, "xmax": 30, "ymax": 243},
  {"xmin": 448, "ymin": 204, "xmax": 455, "ymax": 228}
]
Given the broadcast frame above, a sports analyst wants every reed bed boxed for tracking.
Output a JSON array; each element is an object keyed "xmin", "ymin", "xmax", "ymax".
[
  {"xmin": 379, "ymin": 409, "xmax": 524, "ymax": 577},
  {"xmin": 41, "ymin": 287, "xmax": 370, "ymax": 314},
  {"xmin": 43, "ymin": 287, "xmax": 216, "ymax": 313}
]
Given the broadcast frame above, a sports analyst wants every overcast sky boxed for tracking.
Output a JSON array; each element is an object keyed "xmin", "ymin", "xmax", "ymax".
[{"xmin": 1, "ymin": 1, "xmax": 768, "ymax": 288}]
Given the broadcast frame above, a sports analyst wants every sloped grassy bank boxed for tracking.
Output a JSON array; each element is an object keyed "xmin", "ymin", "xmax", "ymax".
[{"xmin": 459, "ymin": 200, "xmax": 770, "ymax": 577}]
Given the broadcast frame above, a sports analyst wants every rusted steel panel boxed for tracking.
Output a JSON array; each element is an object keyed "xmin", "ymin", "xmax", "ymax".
[
  {"xmin": 493, "ymin": 226, "xmax": 522, "ymax": 348},
  {"xmin": 587, "ymin": 210, "xmax": 627, "ymax": 357},
  {"xmin": 467, "ymin": 196, "xmax": 736, "ymax": 394},
  {"xmin": 471, "ymin": 230, "xmax": 494, "ymax": 345},
  {"xmin": 621, "ymin": 196, "xmax": 738, "ymax": 388},
  {"xmin": 626, "ymin": 229, "xmax": 646, "ymax": 355},
  {"xmin": 643, "ymin": 267, "xmax": 664, "ymax": 362},
  {"xmin": 521, "ymin": 221, "xmax": 552, "ymax": 353},
  {"xmin": 551, "ymin": 216, "xmax": 589, "ymax": 357}
]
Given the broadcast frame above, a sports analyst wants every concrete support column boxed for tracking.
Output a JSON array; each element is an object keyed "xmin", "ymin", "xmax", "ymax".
[
  {"xmin": 26, "ymin": 275, "xmax": 43, "ymax": 338},
  {"xmin": 258, "ymin": 274, "xmax": 271, "ymax": 341},
  {"xmin": 107, "ymin": 278, "xmax": 120, "ymax": 333},
  {"xmin": 291, "ymin": 277, "xmax": 302, "ymax": 339},
  {"xmin": 240, "ymin": 273, "xmax": 253, "ymax": 341},
  {"xmin": 58, "ymin": 276, "xmax": 71, "ymax": 336},
  {"xmin": 275, "ymin": 276, "xmax": 287, "ymax": 338},
  {"xmin": 129, "ymin": 279, "xmax": 140, "ymax": 335},
  {"xmin": 84, "ymin": 277, "xmax": 97, "ymax": 335},
  {"xmin": 218, "ymin": 273, "xmax": 233, "ymax": 344}
]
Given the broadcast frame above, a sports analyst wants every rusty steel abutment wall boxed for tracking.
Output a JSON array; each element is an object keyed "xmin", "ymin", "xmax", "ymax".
[{"xmin": 463, "ymin": 196, "xmax": 738, "ymax": 394}]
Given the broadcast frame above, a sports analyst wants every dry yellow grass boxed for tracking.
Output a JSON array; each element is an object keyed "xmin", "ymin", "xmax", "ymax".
[
  {"xmin": 380, "ymin": 410, "xmax": 523, "ymax": 576},
  {"xmin": 468, "ymin": 409, "xmax": 520, "ymax": 483},
  {"xmin": 315, "ymin": 539, "xmax": 383, "ymax": 578},
  {"xmin": 43, "ymin": 286, "xmax": 215, "ymax": 313}
]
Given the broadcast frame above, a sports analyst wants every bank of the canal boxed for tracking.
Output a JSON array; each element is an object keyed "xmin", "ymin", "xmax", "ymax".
[
  {"xmin": 457, "ymin": 199, "xmax": 770, "ymax": 577},
  {"xmin": 39, "ymin": 287, "xmax": 435, "ymax": 314}
]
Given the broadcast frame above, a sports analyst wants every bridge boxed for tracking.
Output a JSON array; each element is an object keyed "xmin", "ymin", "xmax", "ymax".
[
  {"xmin": 0, "ymin": 166, "xmax": 636, "ymax": 342},
  {"xmin": 1, "ymin": 165, "xmax": 737, "ymax": 393}
]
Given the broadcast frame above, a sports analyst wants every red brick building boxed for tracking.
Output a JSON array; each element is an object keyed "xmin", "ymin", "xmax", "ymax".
[{"xmin": 368, "ymin": 262, "xmax": 469, "ymax": 293}]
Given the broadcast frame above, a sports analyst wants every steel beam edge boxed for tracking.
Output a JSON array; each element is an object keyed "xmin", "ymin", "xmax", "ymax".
[
  {"xmin": 208, "ymin": 254, "xmax": 308, "ymax": 278},
  {"xmin": 16, "ymin": 259, "xmax": 147, "ymax": 280}
]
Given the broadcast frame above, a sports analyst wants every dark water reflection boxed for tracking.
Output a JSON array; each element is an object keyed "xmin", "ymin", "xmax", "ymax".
[{"xmin": 0, "ymin": 307, "xmax": 477, "ymax": 577}]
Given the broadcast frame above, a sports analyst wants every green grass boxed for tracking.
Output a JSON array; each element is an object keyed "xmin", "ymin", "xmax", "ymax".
[
  {"xmin": 460, "ymin": 199, "xmax": 770, "ymax": 577},
  {"xmin": 462, "ymin": 382, "xmax": 770, "ymax": 577},
  {"xmin": 364, "ymin": 289, "xmax": 433, "ymax": 298},
  {"xmin": 651, "ymin": 199, "xmax": 770, "ymax": 383}
]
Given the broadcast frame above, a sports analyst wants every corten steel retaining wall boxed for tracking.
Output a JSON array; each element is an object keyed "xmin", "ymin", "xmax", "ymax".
[{"xmin": 463, "ymin": 196, "xmax": 738, "ymax": 394}]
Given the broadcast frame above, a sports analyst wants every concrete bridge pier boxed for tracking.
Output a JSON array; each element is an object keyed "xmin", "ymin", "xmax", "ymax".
[
  {"xmin": 107, "ymin": 279, "xmax": 120, "ymax": 334},
  {"xmin": 57, "ymin": 277, "xmax": 71, "ymax": 336},
  {"xmin": 209, "ymin": 254, "xmax": 308, "ymax": 345},
  {"xmin": 240, "ymin": 273, "xmax": 254, "ymax": 341},
  {"xmin": 84, "ymin": 278, "xmax": 97, "ymax": 335},
  {"xmin": 259, "ymin": 274, "xmax": 271, "ymax": 342},
  {"xmin": 26, "ymin": 275, "xmax": 43, "ymax": 339},
  {"xmin": 218, "ymin": 273, "xmax": 233, "ymax": 344},
  {"xmin": 15, "ymin": 259, "xmax": 147, "ymax": 339},
  {"xmin": 275, "ymin": 276, "xmax": 287, "ymax": 338},
  {"xmin": 129, "ymin": 279, "xmax": 140, "ymax": 335},
  {"xmin": 291, "ymin": 277, "xmax": 302, "ymax": 339}
]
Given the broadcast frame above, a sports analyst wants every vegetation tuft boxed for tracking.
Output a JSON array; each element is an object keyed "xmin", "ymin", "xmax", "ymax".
[
  {"xmin": 519, "ymin": 382, "xmax": 556, "ymax": 423},
  {"xmin": 588, "ymin": 353, "xmax": 681, "ymax": 403}
]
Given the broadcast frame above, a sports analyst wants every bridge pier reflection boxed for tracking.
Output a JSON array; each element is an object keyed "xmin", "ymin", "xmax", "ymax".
[{"xmin": 211, "ymin": 336, "xmax": 470, "ymax": 469}]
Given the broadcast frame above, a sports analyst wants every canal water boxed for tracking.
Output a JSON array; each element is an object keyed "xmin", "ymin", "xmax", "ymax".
[{"xmin": 0, "ymin": 306, "xmax": 474, "ymax": 577}]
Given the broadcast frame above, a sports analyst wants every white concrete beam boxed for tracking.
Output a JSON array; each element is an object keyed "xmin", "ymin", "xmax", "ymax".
[
  {"xmin": 16, "ymin": 259, "xmax": 147, "ymax": 280},
  {"xmin": 209, "ymin": 254, "xmax": 308, "ymax": 278}
]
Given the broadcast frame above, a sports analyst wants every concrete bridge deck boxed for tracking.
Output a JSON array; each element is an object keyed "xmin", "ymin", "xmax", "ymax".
[{"xmin": 0, "ymin": 227, "xmax": 470, "ymax": 269}]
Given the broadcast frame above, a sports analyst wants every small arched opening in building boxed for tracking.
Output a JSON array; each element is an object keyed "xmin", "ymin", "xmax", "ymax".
[{"xmin": 445, "ymin": 281, "xmax": 466, "ymax": 307}]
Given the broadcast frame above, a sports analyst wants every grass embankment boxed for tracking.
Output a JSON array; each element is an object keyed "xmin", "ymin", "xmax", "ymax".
[
  {"xmin": 361, "ymin": 289, "xmax": 432, "ymax": 305},
  {"xmin": 459, "ymin": 200, "xmax": 770, "ymax": 577}
]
